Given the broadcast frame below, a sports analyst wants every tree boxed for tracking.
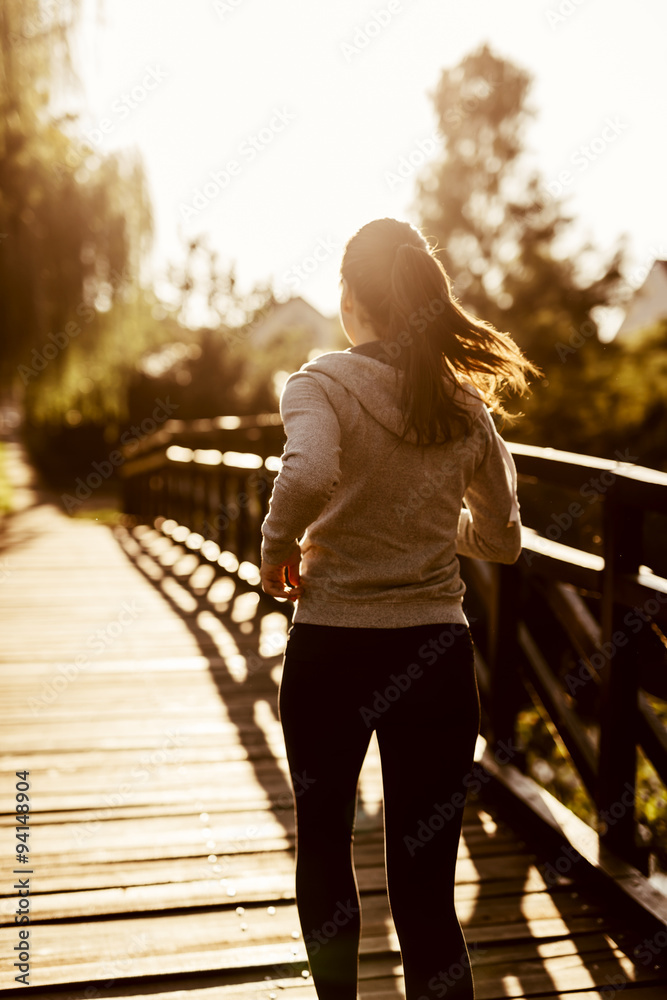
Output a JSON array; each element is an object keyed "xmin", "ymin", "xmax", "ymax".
[
  {"xmin": 129, "ymin": 236, "xmax": 323, "ymax": 422},
  {"xmin": 416, "ymin": 44, "xmax": 625, "ymax": 375},
  {"xmin": 524, "ymin": 319, "xmax": 667, "ymax": 470},
  {"xmin": 416, "ymin": 44, "xmax": 666, "ymax": 470},
  {"xmin": 0, "ymin": 0, "xmax": 154, "ymax": 397}
]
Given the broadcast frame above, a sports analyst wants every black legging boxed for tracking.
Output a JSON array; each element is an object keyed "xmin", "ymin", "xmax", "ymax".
[{"xmin": 278, "ymin": 620, "xmax": 481, "ymax": 1000}]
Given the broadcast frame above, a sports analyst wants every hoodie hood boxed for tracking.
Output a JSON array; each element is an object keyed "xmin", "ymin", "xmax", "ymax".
[{"xmin": 293, "ymin": 342, "xmax": 486, "ymax": 444}]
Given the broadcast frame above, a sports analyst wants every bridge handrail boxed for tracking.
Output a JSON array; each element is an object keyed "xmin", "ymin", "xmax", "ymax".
[{"xmin": 119, "ymin": 415, "xmax": 667, "ymax": 875}]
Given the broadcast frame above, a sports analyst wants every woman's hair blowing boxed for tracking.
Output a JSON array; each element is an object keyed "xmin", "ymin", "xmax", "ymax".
[{"xmin": 340, "ymin": 218, "xmax": 540, "ymax": 446}]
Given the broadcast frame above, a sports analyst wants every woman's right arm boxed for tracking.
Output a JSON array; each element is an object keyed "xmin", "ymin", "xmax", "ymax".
[{"xmin": 456, "ymin": 407, "xmax": 522, "ymax": 564}]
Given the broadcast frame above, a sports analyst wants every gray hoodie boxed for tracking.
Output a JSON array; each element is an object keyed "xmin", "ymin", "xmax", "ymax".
[{"xmin": 260, "ymin": 339, "xmax": 521, "ymax": 628}]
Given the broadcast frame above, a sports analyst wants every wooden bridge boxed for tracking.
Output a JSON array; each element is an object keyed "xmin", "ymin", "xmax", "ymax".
[{"xmin": 1, "ymin": 416, "xmax": 667, "ymax": 999}]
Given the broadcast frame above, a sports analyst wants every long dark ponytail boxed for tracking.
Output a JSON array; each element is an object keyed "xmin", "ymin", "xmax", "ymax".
[{"xmin": 340, "ymin": 218, "xmax": 540, "ymax": 446}]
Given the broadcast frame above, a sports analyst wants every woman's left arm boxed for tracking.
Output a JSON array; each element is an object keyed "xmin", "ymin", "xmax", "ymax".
[{"xmin": 260, "ymin": 372, "xmax": 341, "ymax": 600}]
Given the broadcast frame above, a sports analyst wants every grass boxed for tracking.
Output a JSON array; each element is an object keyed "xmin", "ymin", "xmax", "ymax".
[
  {"xmin": 69, "ymin": 507, "xmax": 125, "ymax": 526},
  {"xmin": 0, "ymin": 442, "xmax": 12, "ymax": 515},
  {"xmin": 516, "ymin": 704, "xmax": 667, "ymax": 877}
]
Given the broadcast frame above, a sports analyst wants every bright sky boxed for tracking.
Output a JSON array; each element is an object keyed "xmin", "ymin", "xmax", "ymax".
[{"xmin": 71, "ymin": 0, "xmax": 667, "ymax": 332}]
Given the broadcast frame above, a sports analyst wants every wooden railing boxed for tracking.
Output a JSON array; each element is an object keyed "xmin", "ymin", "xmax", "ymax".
[
  {"xmin": 119, "ymin": 413, "xmax": 284, "ymax": 570},
  {"xmin": 119, "ymin": 415, "xmax": 667, "ymax": 875},
  {"xmin": 461, "ymin": 443, "xmax": 667, "ymax": 874}
]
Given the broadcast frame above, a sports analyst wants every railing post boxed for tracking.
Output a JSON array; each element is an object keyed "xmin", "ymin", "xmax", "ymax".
[
  {"xmin": 121, "ymin": 465, "xmax": 135, "ymax": 517},
  {"xmin": 165, "ymin": 467, "xmax": 175, "ymax": 522},
  {"xmin": 216, "ymin": 468, "xmax": 230, "ymax": 552},
  {"xmin": 487, "ymin": 560, "xmax": 524, "ymax": 761},
  {"xmin": 597, "ymin": 483, "xmax": 645, "ymax": 870}
]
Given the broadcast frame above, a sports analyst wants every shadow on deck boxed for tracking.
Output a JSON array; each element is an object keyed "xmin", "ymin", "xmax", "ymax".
[{"xmin": 1, "ymin": 442, "xmax": 667, "ymax": 998}]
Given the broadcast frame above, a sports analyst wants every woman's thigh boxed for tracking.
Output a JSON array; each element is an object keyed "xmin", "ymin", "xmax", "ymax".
[
  {"xmin": 278, "ymin": 621, "xmax": 478, "ymax": 773},
  {"xmin": 373, "ymin": 625, "xmax": 480, "ymax": 888},
  {"xmin": 278, "ymin": 626, "xmax": 378, "ymax": 834}
]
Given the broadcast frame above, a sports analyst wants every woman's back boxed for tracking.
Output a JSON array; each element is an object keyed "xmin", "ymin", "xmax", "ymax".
[
  {"xmin": 258, "ymin": 217, "xmax": 539, "ymax": 1000},
  {"xmin": 261, "ymin": 338, "xmax": 522, "ymax": 627}
]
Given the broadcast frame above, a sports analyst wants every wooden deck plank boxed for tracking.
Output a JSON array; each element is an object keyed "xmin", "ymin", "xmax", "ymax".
[
  {"xmin": 0, "ymin": 806, "xmax": 524, "ymax": 856},
  {"xmin": 0, "ymin": 862, "xmax": 558, "ymax": 902},
  {"xmin": 16, "ymin": 979, "xmax": 667, "ymax": 1000},
  {"xmin": 0, "ymin": 915, "xmax": 660, "ymax": 992},
  {"xmin": 4, "ymin": 861, "xmax": 596, "ymax": 922}
]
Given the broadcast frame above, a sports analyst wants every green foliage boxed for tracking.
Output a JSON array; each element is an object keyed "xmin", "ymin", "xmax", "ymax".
[
  {"xmin": 128, "ymin": 236, "xmax": 334, "ymax": 424},
  {"xmin": 516, "ymin": 707, "xmax": 597, "ymax": 828},
  {"xmin": 637, "ymin": 733, "xmax": 667, "ymax": 873},
  {"xmin": 424, "ymin": 44, "xmax": 667, "ymax": 874},
  {"xmin": 128, "ymin": 314, "xmax": 319, "ymax": 424},
  {"xmin": 417, "ymin": 45, "xmax": 624, "ymax": 371},
  {"xmin": 1, "ymin": 2, "xmax": 344, "ymax": 464},
  {"xmin": 0, "ymin": 0, "xmax": 158, "ymax": 413},
  {"xmin": 22, "ymin": 286, "xmax": 179, "ymax": 425},
  {"xmin": 238, "ymin": 325, "xmax": 322, "ymax": 412},
  {"xmin": 0, "ymin": 442, "xmax": 12, "ymax": 515},
  {"xmin": 517, "ymin": 704, "xmax": 667, "ymax": 875},
  {"xmin": 518, "ymin": 319, "xmax": 667, "ymax": 470},
  {"xmin": 69, "ymin": 507, "xmax": 125, "ymax": 525},
  {"xmin": 414, "ymin": 44, "xmax": 667, "ymax": 468},
  {"xmin": 0, "ymin": 0, "xmax": 184, "ymax": 486}
]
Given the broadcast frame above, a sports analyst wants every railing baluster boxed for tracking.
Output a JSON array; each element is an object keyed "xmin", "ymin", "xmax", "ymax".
[
  {"xmin": 236, "ymin": 473, "xmax": 249, "ymax": 564},
  {"xmin": 597, "ymin": 484, "xmax": 646, "ymax": 870},
  {"xmin": 118, "ymin": 415, "xmax": 667, "ymax": 877},
  {"xmin": 488, "ymin": 561, "xmax": 523, "ymax": 755}
]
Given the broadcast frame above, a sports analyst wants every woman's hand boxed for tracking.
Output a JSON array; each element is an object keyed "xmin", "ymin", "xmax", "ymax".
[{"xmin": 260, "ymin": 546, "xmax": 304, "ymax": 602}]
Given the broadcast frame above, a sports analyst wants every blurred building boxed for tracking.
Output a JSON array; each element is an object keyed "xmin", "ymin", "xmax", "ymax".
[
  {"xmin": 616, "ymin": 260, "xmax": 667, "ymax": 340},
  {"xmin": 248, "ymin": 296, "xmax": 341, "ymax": 355},
  {"xmin": 0, "ymin": 388, "xmax": 23, "ymax": 439}
]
